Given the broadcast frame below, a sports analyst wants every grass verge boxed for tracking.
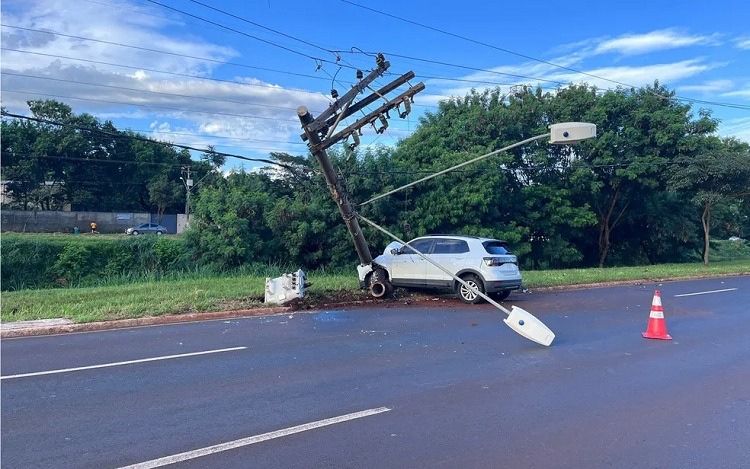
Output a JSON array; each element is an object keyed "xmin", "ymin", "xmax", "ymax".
[
  {"xmin": 2, "ymin": 261, "xmax": 748, "ymax": 324},
  {"xmin": 521, "ymin": 260, "xmax": 750, "ymax": 288}
]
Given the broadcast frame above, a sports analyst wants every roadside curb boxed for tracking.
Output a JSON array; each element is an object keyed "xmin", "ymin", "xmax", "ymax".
[{"xmin": 0, "ymin": 306, "xmax": 291, "ymax": 339}]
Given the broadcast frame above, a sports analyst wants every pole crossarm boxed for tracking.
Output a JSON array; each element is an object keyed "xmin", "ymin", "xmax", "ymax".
[
  {"xmin": 300, "ymin": 71, "xmax": 415, "ymax": 142},
  {"xmin": 317, "ymin": 83, "xmax": 425, "ymax": 152}
]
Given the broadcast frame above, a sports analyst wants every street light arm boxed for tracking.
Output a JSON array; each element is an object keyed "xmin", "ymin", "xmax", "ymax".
[{"xmin": 358, "ymin": 132, "xmax": 550, "ymax": 207}]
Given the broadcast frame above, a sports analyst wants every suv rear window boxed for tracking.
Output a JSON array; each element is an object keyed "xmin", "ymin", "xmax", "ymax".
[{"xmin": 482, "ymin": 241, "xmax": 511, "ymax": 255}]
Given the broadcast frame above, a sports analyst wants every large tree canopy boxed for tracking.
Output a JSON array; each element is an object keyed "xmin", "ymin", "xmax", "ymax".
[{"xmin": 4, "ymin": 85, "xmax": 746, "ymax": 271}]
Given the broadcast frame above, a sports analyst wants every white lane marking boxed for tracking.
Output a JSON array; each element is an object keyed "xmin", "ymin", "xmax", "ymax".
[
  {"xmin": 674, "ymin": 288, "xmax": 738, "ymax": 297},
  {"xmin": 119, "ymin": 407, "xmax": 392, "ymax": 469},
  {"xmin": 0, "ymin": 347, "xmax": 247, "ymax": 380}
]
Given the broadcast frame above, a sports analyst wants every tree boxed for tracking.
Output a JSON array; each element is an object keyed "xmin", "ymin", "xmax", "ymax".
[
  {"xmin": 1, "ymin": 100, "xmax": 200, "ymax": 213},
  {"xmin": 148, "ymin": 174, "xmax": 183, "ymax": 222},
  {"xmin": 669, "ymin": 137, "xmax": 750, "ymax": 265},
  {"xmin": 564, "ymin": 83, "xmax": 718, "ymax": 266},
  {"xmin": 184, "ymin": 170, "xmax": 281, "ymax": 268},
  {"xmin": 383, "ymin": 86, "xmax": 597, "ymax": 266}
]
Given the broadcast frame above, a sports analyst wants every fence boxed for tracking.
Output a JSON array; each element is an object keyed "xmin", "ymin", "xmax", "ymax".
[
  {"xmin": 1, "ymin": 210, "xmax": 192, "ymax": 234},
  {"xmin": 2, "ymin": 210, "xmax": 146, "ymax": 234}
]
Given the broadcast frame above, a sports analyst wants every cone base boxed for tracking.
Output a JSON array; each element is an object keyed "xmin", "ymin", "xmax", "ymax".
[{"xmin": 642, "ymin": 332, "xmax": 672, "ymax": 340}]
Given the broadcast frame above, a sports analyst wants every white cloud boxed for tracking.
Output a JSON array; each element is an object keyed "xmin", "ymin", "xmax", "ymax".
[
  {"xmin": 678, "ymin": 79, "xmax": 734, "ymax": 93},
  {"xmin": 130, "ymin": 70, "xmax": 150, "ymax": 81},
  {"xmin": 594, "ymin": 29, "xmax": 721, "ymax": 55},
  {"xmin": 429, "ymin": 59, "xmax": 723, "ymax": 101},
  {"xmin": 720, "ymin": 86, "xmax": 750, "ymax": 99},
  {"xmin": 0, "ymin": 0, "xmax": 339, "ymax": 162},
  {"xmin": 719, "ymin": 117, "xmax": 750, "ymax": 142},
  {"xmin": 1, "ymin": 0, "xmax": 237, "ymax": 76},
  {"xmin": 736, "ymin": 37, "xmax": 750, "ymax": 50}
]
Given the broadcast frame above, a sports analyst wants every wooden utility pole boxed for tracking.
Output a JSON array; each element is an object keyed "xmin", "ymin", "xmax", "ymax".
[
  {"xmin": 181, "ymin": 165, "xmax": 193, "ymax": 222},
  {"xmin": 297, "ymin": 54, "xmax": 424, "ymax": 266}
]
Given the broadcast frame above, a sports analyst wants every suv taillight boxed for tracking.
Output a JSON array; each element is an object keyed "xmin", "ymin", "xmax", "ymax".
[{"xmin": 483, "ymin": 257, "xmax": 515, "ymax": 266}]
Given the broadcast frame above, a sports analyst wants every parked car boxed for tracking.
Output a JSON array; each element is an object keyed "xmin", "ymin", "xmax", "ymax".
[
  {"xmin": 358, "ymin": 234, "xmax": 523, "ymax": 304},
  {"xmin": 125, "ymin": 223, "xmax": 167, "ymax": 235}
]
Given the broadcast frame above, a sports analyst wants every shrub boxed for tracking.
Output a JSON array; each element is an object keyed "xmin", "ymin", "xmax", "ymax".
[
  {"xmin": 1, "ymin": 234, "xmax": 192, "ymax": 290},
  {"xmin": 52, "ymin": 244, "xmax": 93, "ymax": 283}
]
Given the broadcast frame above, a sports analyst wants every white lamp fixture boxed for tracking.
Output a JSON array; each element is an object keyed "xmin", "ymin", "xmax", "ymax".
[{"xmin": 549, "ymin": 122, "xmax": 597, "ymax": 144}]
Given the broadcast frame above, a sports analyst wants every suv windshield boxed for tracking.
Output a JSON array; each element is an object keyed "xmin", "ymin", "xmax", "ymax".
[{"xmin": 482, "ymin": 241, "xmax": 511, "ymax": 255}]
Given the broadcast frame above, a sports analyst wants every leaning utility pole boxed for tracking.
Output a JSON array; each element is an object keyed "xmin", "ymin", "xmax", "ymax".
[{"xmin": 298, "ymin": 53, "xmax": 424, "ymax": 266}]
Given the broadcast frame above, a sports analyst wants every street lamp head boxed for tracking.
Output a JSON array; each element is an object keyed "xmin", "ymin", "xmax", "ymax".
[{"xmin": 549, "ymin": 122, "xmax": 596, "ymax": 144}]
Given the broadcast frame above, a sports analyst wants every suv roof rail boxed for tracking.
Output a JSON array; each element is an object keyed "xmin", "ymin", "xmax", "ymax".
[{"xmin": 426, "ymin": 234, "xmax": 481, "ymax": 239}]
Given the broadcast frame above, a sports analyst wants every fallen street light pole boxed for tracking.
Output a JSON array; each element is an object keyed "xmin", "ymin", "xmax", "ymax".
[
  {"xmin": 356, "ymin": 122, "xmax": 597, "ymax": 346},
  {"xmin": 357, "ymin": 214, "xmax": 555, "ymax": 346}
]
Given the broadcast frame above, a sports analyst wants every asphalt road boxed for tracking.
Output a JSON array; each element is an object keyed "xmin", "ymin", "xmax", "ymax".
[{"xmin": 2, "ymin": 276, "xmax": 749, "ymax": 468}]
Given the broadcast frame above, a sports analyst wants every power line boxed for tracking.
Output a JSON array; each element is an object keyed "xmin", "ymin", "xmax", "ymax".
[
  {"xmin": 78, "ymin": 1, "xmax": 550, "ymax": 95},
  {"xmin": 77, "ymin": 0, "xmax": 232, "ymax": 35},
  {"xmin": 1, "ymin": 152, "xmax": 184, "ymax": 168},
  {"xmin": 182, "ymin": 0, "xmax": 372, "ymax": 80},
  {"xmin": 140, "ymin": 1, "xmax": 411, "ymax": 154},
  {"xmin": 0, "ymin": 25, "xmax": 334, "ymax": 84},
  {"xmin": 3, "ymin": 39, "xmax": 557, "ymax": 107},
  {"xmin": 143, "ymin": 0, "xmax": 351, "ymax": 70},
  {"xmin": 186, "ymin": 0, "xmax": 338, "ymax": 56},
  {"xmin": 341, "ymin": 159, "xmax": 689, "ymax": 179},
  {"xmin": 141, "ymin": 2, "xmax": 560, "ymax": 91},
  {"xmin": 2, "ymin": 89, "xmax": 414, "ymax": 149},
  {"xmin": 2, "ymin": 89, "xmax": 298, "ymax": 123},
  {"xmin": 123, "ymin": 128, "xmax": 306, "ymax": 146},
  {"xmin": 1, "ymin": 47, "xmax": 336, "ymax": 105},
  {"xmin": 341, "ymin": 49, "xmax": 568, "ymax": 86},
  {"xmin": 340, "ymin": 0, "xmax": 750, "ymax": 111},
  {"xmin": 2, "ymin": 72, "xmax": 304, "ymax": 113},
  {"xmin": 1, "ymin": 111, "xmax": 298, "ymax": 170},
  {"xmin": 2, "ymin": 177, "xmax": 174, "ymax": 187}
]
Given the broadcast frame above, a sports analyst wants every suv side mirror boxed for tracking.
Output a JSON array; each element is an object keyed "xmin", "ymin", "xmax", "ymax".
[{"xmin": 391, "ymin": 248, "xmax": 400, "ymax": 255}]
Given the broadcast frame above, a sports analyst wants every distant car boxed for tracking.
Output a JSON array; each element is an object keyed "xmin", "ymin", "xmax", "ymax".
[
  {"xmin": 125, "ymin": 223, "xmax": 167, "ymax": 235},
  {"xmin": 358, "ymin": 234, "xmax": 523, "ymax": 304}
]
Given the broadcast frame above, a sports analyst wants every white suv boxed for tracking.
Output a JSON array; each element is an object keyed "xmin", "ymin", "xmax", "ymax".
[{"xmin": 357, "ymin": 235, "xmax": 523, "ymax": 304}]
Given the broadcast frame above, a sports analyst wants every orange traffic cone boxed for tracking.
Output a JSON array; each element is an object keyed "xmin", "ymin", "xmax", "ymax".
[{"xmin": 642, "ymin": 290, "xmax": 672, "ymax": 340}]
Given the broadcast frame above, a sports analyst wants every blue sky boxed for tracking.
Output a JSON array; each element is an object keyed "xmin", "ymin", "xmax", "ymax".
[{"xmin": 2, "ymin": 0, "xmax": 749, "ymax": 171}]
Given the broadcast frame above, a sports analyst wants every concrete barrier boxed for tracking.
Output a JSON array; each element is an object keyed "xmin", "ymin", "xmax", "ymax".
[{"xmin": 1, "ymin": 210, "xmax": 151, "ymax": 234}]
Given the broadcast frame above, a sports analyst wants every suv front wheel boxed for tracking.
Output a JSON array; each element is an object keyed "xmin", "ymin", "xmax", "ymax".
[{"xmin": 457, "ymin": 274, "xmax": 485, "ymax": 304}]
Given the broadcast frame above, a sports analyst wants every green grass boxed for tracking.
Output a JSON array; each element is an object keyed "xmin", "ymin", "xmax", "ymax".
[
  {"xmin": 0, "ymin": 272, "xmax": 361, "ymax": 323},
  {"xmin": 2, "ymin": 260, "xmax": 748, "ymax": 324},
  {"xmin": 522, "ymin": 259, "xmax": 750, "ymax": 288}
]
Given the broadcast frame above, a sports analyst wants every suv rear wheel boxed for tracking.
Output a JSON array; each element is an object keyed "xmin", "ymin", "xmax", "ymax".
[{"xmin": 457, "ymin": 274, "xmax": 484, "ymax": 304}]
